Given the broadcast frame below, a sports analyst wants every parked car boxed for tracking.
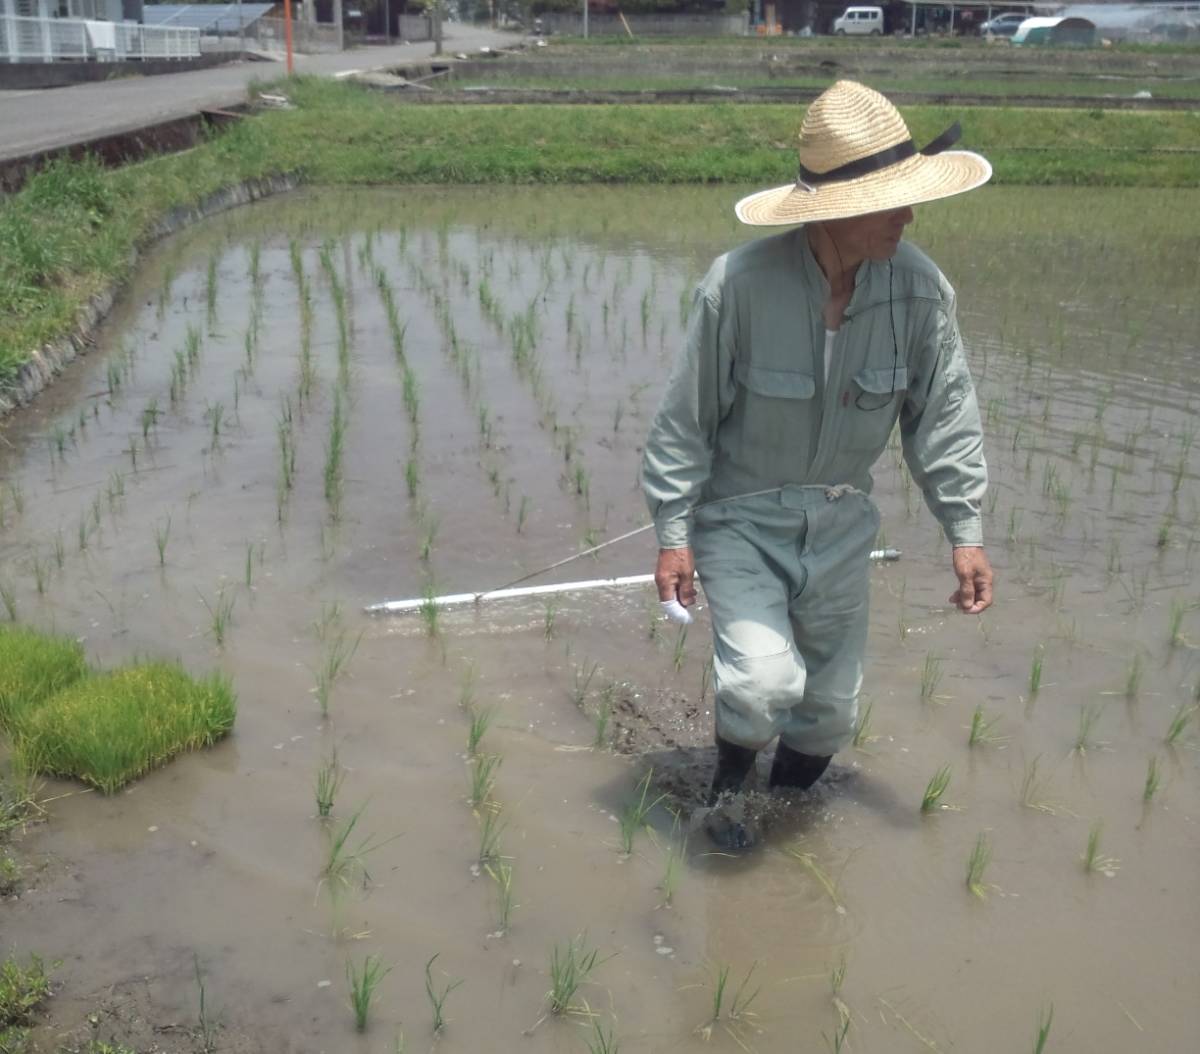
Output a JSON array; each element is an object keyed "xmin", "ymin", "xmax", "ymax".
[
  {"xmin": 980, "ymin": 12, "xmax": 1027, "ymax": 37},
  {"xmin": 833, "ymin": 6, "xmax": 885, "ymax": 36}
]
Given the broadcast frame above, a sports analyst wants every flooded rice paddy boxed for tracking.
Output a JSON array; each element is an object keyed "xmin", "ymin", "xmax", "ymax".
[{"xmin": 1, "ymin": 185, "xmax": 1198, "ymax": 1053}]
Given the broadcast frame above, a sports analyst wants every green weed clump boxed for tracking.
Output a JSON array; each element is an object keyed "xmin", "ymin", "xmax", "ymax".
[
  {"xmin": 0, "ymin": 952, "xmax": 55, "ymax": 1042},
  {"xmin": 0, "ymin": 625, "xmax": 89, "ymax": 735},
  {"xmin": 15, "ymin": 662, "xmax": 236, "ymax": 793}
]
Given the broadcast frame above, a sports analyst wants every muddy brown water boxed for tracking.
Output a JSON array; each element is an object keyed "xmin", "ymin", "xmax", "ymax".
[{"xmin": 1, "ymin": 185, "xmax": 1198, "ymax": 1053}]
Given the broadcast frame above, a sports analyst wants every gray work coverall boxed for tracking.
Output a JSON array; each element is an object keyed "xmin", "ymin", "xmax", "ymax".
[{"xmin": 642, "ymin": 227, "xmax": 987, "ymax": 756}]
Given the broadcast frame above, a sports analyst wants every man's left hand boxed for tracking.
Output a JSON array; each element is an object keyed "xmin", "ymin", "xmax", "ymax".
[{"xmin": 949, "ymin": 546, "xmax": 994, "ymax": 614}]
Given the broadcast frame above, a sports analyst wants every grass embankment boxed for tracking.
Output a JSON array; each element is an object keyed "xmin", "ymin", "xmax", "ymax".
[
  {"xmin": 0, "ymin": 626, "xmax": 235, "ymax": 793},
  {"xmin": 1, "ymin": 75, "xmax": 1197, "ymax": 389}
]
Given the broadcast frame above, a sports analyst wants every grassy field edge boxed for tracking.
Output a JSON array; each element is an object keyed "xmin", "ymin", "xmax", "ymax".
[{"xmin": 1, "ymin": 75, "xmax": 1197, "ymax": 393}]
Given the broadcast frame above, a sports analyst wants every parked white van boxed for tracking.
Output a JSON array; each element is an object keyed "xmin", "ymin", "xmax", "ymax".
[{"xmin": 833, "ymin": 6, "xmax": 885, "ymax": 35}]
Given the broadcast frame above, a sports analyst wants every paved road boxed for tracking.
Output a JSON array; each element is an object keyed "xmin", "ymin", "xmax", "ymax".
[{"xmin": 0, "ymin": 23, "xmax": 516, "ymax": 163}]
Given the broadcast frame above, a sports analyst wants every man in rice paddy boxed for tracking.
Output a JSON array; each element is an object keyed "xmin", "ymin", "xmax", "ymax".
[{"xmin": 642, "ymin": 81, "xmax": 994, "ymax": 849}]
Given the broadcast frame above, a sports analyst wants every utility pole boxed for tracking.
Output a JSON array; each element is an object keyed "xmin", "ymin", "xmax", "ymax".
[
  {"xmin": 583, "ymin": 0, "xmax": 588, "ymax": 39},
  {"xmin": 433, "ymin": 1, "xmax": 442, "ymax": 55},
  {"xmin": 334, "ymin": 0, "xmax": 344, "ymax": 51},
  {"xmin": 237, "ymin": 0, "xmax": 244, "ymax": 53}
]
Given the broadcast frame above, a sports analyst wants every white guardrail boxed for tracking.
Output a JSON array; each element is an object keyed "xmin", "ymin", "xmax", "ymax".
[{"xmin": 1, "ymin": 16, "xmax": 200, "ymax": 62}]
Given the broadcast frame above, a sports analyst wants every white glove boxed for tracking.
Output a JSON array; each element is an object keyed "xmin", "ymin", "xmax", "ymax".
[{"xmin": 660, "ymin": 599, "xmax": 694, "ymax": 625}]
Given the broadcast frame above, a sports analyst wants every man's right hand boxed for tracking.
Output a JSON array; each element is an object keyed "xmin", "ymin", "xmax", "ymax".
[{"xmin": 655, "ymin": 547, "xmax": 697, "ymax": 608}]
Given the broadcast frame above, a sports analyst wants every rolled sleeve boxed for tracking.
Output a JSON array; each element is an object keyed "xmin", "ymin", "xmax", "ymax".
[
  {"xmin": 642, "ymin": 280, "xmax": 735, "ymax": 548},
  {"xmin": 900, "ymin": 287, "xmax": 988, "ymax": 548}
]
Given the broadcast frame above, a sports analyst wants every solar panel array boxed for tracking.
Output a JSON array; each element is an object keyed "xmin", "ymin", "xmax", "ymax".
[{"xmin": 142, "ymin": 4, "xmax": 277, "ymax": 34}]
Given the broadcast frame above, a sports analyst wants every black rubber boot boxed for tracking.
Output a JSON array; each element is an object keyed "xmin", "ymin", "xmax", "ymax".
[
  {"xmin": 705, "ymin": 737, "xmax": 758, "ymax": 806},
  {"xmin": 768, "ymin": 741, "xmax": 832, "ymax": 792},
  {"xmin": 704, "ymin": 737, "xmax": 759, "ymax": 851}
]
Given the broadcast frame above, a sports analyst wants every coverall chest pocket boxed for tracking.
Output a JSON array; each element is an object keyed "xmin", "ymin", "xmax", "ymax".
[
  {"xmin": 842, "ymin": 365, "xmax": 908, "ymax": 452},
  {"xmin": 731, "ymin": 362, "xmax": 817, "ymax": 467}
]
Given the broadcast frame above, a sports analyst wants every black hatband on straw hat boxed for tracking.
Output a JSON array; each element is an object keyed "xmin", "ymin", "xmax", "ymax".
[{"xmin": 798, "ymin": 122, "xmax": 963, "ymax": 188}]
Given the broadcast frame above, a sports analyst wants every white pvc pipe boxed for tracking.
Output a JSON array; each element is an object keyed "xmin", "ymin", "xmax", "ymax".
[{"xmin": 365, "ymin": 550, "xmax": 901, "ymax": 616}]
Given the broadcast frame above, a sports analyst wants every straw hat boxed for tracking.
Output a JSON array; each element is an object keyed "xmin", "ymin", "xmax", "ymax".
[{"xmin": 735, "ymin": 81, "xmax": 991, "ymax": 226}]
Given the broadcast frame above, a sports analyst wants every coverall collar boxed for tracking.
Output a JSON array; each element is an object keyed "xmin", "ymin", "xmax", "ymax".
[{"xmin": 795, "ymin": 226, "xmax": 877, "ymax": 320}]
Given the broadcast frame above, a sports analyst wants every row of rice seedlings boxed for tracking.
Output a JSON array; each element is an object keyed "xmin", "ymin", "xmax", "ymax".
[
  {"xmin": 323, "ymin": 387, "xmax": 347, "ymax": 521},
  {"xmin": 318, "ymin": 240, "xmax": 352, "ymax": 388},
  {"xmin": 289, "ymin": 240, "xmax": 317, "ymax": 404},
  {"xmin": 275, "ymin": 396, "xmax": 297, "ymax": 522}
]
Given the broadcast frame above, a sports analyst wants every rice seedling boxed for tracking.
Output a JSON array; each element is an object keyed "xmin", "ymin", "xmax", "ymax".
[
  {"xmin": 852, "ymin": 697, "xmax": 874, "ymax": 748},
  {"xmin": 1029, "ymin": 644, "xmax": 1045, "ymax": 696},
  {"xmin": 484, "ymin": 859, "xmax": 515, "ymax": 932},
  {"xmin": 618, "ymin": 769, "xmax": 664, "ymax": 855},
  {"xmin": 1081, "ymin": 820, "xmax": 1119, "ymax": 874},
  {"xmin": 920, "ymin": 765, "xmax": 952, "ymax": 813},
  {"xmin": 315, "ymin": 748, "xmax": 345, "ymax": 820},
  {"xmin": 106, "ymin": 358, "xmax": 122, "ymax": 395},
  {"xmin": 698, "ymin": 961, "xmax": 761, "ymax": 1040},
  {"xmin": 0, "ymin": 581, "xmax": 17, "ymax": 622},
  {"xmin": 347, "ymin": 954, "xmax": 392, "ymax": 1032},
  {"xmin": 423, "ymin": 954, "xmax": 463, "ymax": 1033},
  {"xmin": 419, "ymin": 519, "xmax": 437, "ymax": 563},
  {"xmin": 1165, "ymin": 702, "xmax": 1197, "ymax": 746},
  {"xmin": 405, "ymin": 457, "xmax": 419, "ymax": 499},
  {"xmin": 547, "ymin": 935, "xmax": 607, "ymax": 1016},
  {"xmin": 571, "ymin": 659, "xmax": 599, "ymax": 708},
  {"xmin": 543, "ymin": 600, "xmax": 557, "ymax": 640},
  {"xmin": 198, "ymin": 587, "xmax": 235, "ymax": 647},
  {"xmin": 467, "ymin": 704, "xmax": 497, "ymax": 755},
  {"xmin": 476, "ymin": 803, "xmax": 506, "ymax": 866},
  {"xmin": 1167, "ymin": 599, "xmax": 1190, "ymax": 647},
  {"xmin": 783, "ymin": 846, "xmax": 844, "ymax": 910},
  {"xmin": 154, "ymin": 516, "xmax": 170, "ymax": 568},
  {"xmin": 1034, "ymin": 1003, "xmax": 1054, "ymax": 1053},
  {"xmin": 314, "ymin": 628, "xmax": 361, "ymax": 718},
  {"xmin": 184, "ymin": 323, "xmax": 202, "ymax": 366},
  {"xmin": 516, "ymin": 495, "xmax": 530, "ymax": 533},
  {"xmin": 468, "ymin": 753, "xmax": 501, "ymax": 807},
  {"xmin": 1020, "ymin": 756, "xmax": 1061, "ymax": 815},
  {"xmin": 968, "ymin": 704, "xmax": 1006, "ymax": 747},
  {"xmin": 919, "ymin": 652, "xmax": 943, "ymax": 702},
  {"xmin": 1124, "ymin": 652, "xmax": 1143, "ymax": 701},
  {"xmin": 320, "ymin": 803, "xmax": 395, "ymax": 895},
  {"xmin": 829, "ymin": 955, "xmax": 847, "ymax": 999},
  {"xmin": 52, "ymin": 530, "xmax": 64, "ymax": 569},
  {"xmin": 418, "ymin": 582, "xmax": 441, "ymax": 638},
  {"xmin": 824, "ymin": 1015, "xmax": 851, "ymax": 1053},
  {"xmin": 966, "ymin": 832, "xmax": 992, "ymax": 898},
  {"xmin": 29, "ymin": 553, "xmax": 48, "ymax": 596},
  {"xmin": 394, "ymin": 354, "xmax": 420, "ymax": 425},
  {"xmin": 1072, "ymin": 699, "xmax": 1106, "ymax": 756},
  {"xmin": 585, "ymin": 1019, "xmax": 619, "ymax": 1054},
  {"xmin": 672, "ymin": 625, "xmax": 688, "ymax": 672},
  {"xmin": 1143, "ymin": 755, "xmax": 1161, "ymax": 802},
  {"xmin": 593, "ymin": 692, "xmax": 612, "ymax": 749},
  {"xmin": 657, "ymin": 823, "xmax": 686, "ymax": 907}
]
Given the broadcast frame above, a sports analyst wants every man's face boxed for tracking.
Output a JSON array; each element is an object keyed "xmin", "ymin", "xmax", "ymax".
[{"xmin": 825, "ymin": 206, "xmax": 916, "ymax": 263}]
